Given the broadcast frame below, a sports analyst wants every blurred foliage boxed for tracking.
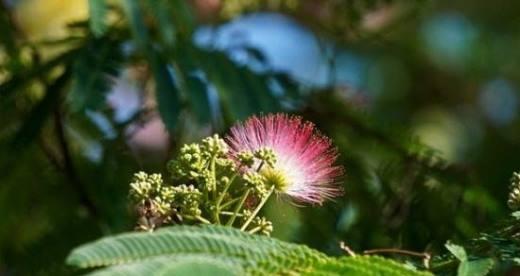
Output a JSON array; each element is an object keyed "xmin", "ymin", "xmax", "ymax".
[{"xmin": 2, "ymin": 0, "xmax": 520, "ymax": 275}]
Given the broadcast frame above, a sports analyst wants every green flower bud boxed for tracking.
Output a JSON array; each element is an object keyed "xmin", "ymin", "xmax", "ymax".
[
  {"xmin": 167, "ymin": 143, "xmax": 206, "ymax": 183},
  {"xmin": 216, "ymin": 158, "xmax": 237, "ymax": 173},
  {"xmin": 242, "ymin": 209, "xmax": 253, "ymax": 222},
  {"xmin": 129, "ymin": 172, "xmax": 164, "ymax": 201},
  {"xmin": 238, "ymin": 150, "xmax": 255, "ymax": 167},
  {"xmin": 160, "ymin": 186, "xmax": 175, "ymax": 202},
  {"xmin": 171, "ymin": 184, "xmax": 202, "ymax": 217},
  {"xmin": 243, "ymin": 171, "xmax": 270, "ymax": 197},
  {"xmin": 221, "ymin": 176, "xmax": 230, "ymax": 184},
  {"xmin": 255, "ymin": 216, "xmax": 273, "ymax": 236},
  {"xmin": 152, "ymin": 197, "xmax": 171, "ymax": 215},
  {"xmin": 254, "ymin": 147, "xmax": 277, "ymax": 168},
  {"xmin": 202, "ymin": 134, "xmax": 228, "ymax": 157}
]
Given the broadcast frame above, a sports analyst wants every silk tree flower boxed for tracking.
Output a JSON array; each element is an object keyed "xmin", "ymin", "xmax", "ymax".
[{"xmin": 226, "ymin": 113, "xmax": 344, "ymax": 205}]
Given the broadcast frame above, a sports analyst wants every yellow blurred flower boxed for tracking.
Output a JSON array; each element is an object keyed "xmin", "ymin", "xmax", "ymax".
[{"xmin": 15, "ymin": 0, "xmax": 88, "ymax": 40}]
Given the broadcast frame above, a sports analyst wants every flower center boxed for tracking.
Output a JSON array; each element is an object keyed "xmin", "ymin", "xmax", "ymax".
[{"xmin": 260, "ymin": 168, "xmax": 289, "ymax": 192}]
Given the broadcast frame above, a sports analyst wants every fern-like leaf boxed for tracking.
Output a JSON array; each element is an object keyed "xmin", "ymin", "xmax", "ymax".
[
  {"xmin": 88, "ymin": 255, "xmax": 241, "ymax": 276},
  {"xmin": 306, "ymin": 256, "xmax": 432, "ymax": 276},
  {"xmin": 67, "ymin": 225, "xmax": 431, "ymax": 275},
  {"xmin": 66, "ymin": 225, "xmax": 323, "ymax": 273}
]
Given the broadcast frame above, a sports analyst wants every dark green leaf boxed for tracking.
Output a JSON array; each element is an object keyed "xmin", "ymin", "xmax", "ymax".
[
  {"xmin": 123, "ymin": 0, "xmax": 181, "ymax": 130},
  {"xmin": 150, "ymin": 53, "xmax": 181, "ymax": 130},
  {"xmin": 143, "ymin": 0, "xmax": 176, "ymax": 46},
  {"xmin": 68, "ymin": 39, "xmax": 122, "ymax": 112},
  {"xmin": 88, "ymin": 0, "xmax": 108, "ymax": 37},
  {"xmin": 185, "ymin": 74, "xmax": 212, "ymax": 124},
  {"xmin": 197, "ymin": 49, "xmax": 279, "ymax": 120}
]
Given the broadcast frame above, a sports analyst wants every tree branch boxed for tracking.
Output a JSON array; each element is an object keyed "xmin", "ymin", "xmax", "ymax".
[{"xmin": 53, "ymin": 108, "xmax": 100, "ymax": 219}]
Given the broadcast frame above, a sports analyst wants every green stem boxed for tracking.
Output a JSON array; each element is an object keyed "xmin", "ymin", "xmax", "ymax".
[
  {"xmin": 184, "ymin": 215, "xmax": 211, "ymax": 224},
  {"xmin": 226, "ymin": 189, "xmax": 251, "ymax": 226},
  {"xmin": 220, "ymin": 198, "xmax": 240, "ymax": 210},
  {"xmin": 429, "ymin": 259, "xmax": 457, "ymax": 272},
  {"xmin": 214, "ymin": 173, "xmax": 238, "ymax": 223},
  {"xmin": 247, "ymin": 226, "xmax": 262, "ymax": 234},
  {"xmin": 220, "ymin": 211, "xmax": 243, "ymax": 217},
  {"xmin": 216, "ymin": 173, "xmax": 237, "ymax": 207},
  {"xmin": 240, "ymin": 186, "xmax": 275, "ymax": 231},
  {"xmin": 256, "ymin": 161, "xmax": 265, "ymax": 172},
  {"xmin": 210, "ymin": 157, "xmax": 220, "ymax": 224},
  {"xmin": 210, "ymin": 157, "xmax": 217, "ymax": 199}
]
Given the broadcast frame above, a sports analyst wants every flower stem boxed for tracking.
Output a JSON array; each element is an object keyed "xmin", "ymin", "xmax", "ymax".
[
  {"xmin": 256, "ymin": 161, "xmax": 265, "ymax": 172},
  {"xmin": 210, "ymin": 157, "xmax": 217, "ymax": 199},
  {"xmin": 240, "ymin": 186, "xmax": 275, "ymax": 231},
  {"xmin": 226, "ymin": 189, "xmax": 251, "ymax": 226},
  {"xmin": 209, "ymin": 157, "xmax": 220, "ymax": 224},
  {"xmin": 197, "ymin": 215, "xmax": 212, "ymax": 224},
  {"xmin": 247, "ymin": 226, "xmax": 262, "ymax": 234},
  {"xmin": 216, "ymin": 173, "xmax": 237, "ymax": 207},
  {"xmin": 184, "ymin": 215, "xmax": 211, "ymax": 224},
  {"xmin": 220, "ymin": 198, "xmax": 240, "ymax": 210},
  {"xmin": 214, "ymin": 173, "xmax": 237, "ymax": 225},
  {"xmin": 220, "ymin": 211, "xmax": 243, "ymax": 216}
]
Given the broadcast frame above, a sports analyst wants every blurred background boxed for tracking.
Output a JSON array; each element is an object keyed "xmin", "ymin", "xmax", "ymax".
[{"xmin": 1, "ymin": 0, "xmax": 520, "ymax": 274}]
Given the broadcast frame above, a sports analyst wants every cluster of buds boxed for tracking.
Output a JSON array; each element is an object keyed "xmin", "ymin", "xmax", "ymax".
[
  {"xmin": 129, "ymin": 172, "xmax": 203, "ymax": 231},
  {"xmin": 129, "ymin": 114, "xmax": 344, "ymax": 235},
  {"xmin": 248, "ymin": 216, "xmax": 273, "ymax": 236},
  {"xmin": 130, "ymin": 135, "xmax": 277, "ymax": 235}
]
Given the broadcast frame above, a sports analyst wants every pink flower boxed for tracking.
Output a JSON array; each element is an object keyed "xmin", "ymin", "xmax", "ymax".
[{"xmin": 226, "ymin": 113, "xmax": 344, "ymax": 204}]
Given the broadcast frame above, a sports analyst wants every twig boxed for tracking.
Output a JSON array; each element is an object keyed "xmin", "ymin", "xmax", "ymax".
[
  {"xmin": 339, "ymin": 241, "xmax": 357, "ymax": 256},
  {"xmin": 226, "ymin": 189, "xmax": 251, "ymax": 226},
  {"xmin": 220, "ymin": 197, "xmax": 240, "ymax": 210},
  {"xmin": 219, "ymin": 211, "xmax": 243, "ymax": 217},
  {"xmin": 53, "ymin": 109, "xmax": 100, "ymax": 219},
  {"xmin": 363, "ymin": 248, "xmax": 431, "ymax": 268},
  {"xmin": 240, "ymin": 186, "xmax": 275, "ymax": 231},
  {"xmin": 38, "ymin": 138, "xmax": 64, "ymax": 171}
]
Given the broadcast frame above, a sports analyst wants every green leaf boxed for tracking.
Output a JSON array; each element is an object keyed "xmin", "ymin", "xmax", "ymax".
[
  {"xmin": 88, "ymin": 255, "xmax": 240, "ymax": 276},
  {"xmin": 66, "ymin": 225, "xmax": 431, "ymax": 276},
  {"xmin": 121, "ymin": 0, "xmax": 148, "ymax": 48},
  {"xmin": 157, "ymin": 258, "xmax": 237, "ymax": 276},
  {"xmin": 457, "ymin": 258, "xmax": 494, "ymax": 276},
  {"xmin": 68, "ymin": 39, "xmax": 122, "ymax": 112},
  {"xmin": 66, "ymin": 225, "xmax": 323, "ymax": 270},
  {"xmin": 122, "ymin": 0, "xmax": 181, "ymax": 130},
  {"xmin": 445, "ymin": 241, "xmax": 494, "ymax": 276},
  {"xmin": 196, "ymin": 49, "xmax": 280, "ymax": 120},
  {"xmin": 149, "ymin": 54, "xmax": 181, "ymax": 130},
  {"xmin": 306, "ymin": 256, "xmax": 432, "ymax": 276},
  {"xmin": 88, "ymin": 0, "xmax": 108, "ymax": 37},
  {"xmin": 143, "ymin": 0, "xmax": 176, "ymax": 47},
  {"xmin": 445, "ymin": 241, "xmax": 467, "ymax": 261},
  {"xmin": 185, "ymin": 74, "xmax": 212, "ymax": 124}
]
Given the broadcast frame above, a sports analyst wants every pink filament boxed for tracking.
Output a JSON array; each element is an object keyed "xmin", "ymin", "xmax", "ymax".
[{"xmin": 226, "ymin": 114, "xmax": 344, "ymax": 204}]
